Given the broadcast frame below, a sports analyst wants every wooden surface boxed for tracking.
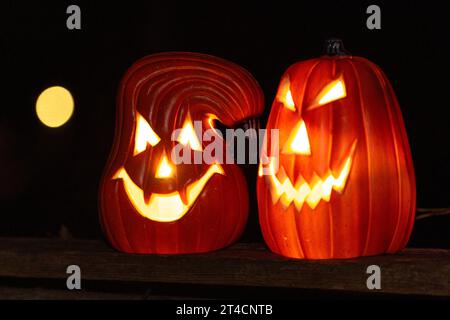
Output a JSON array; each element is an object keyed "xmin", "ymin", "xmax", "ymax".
[{"xmin": 0, "ymin": 237, "xmax": 449, "ymax": 298}]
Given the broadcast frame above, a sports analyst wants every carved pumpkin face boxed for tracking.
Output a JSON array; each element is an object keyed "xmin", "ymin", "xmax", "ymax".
[
  {"xmin": 257, "ymin": 50, "xmax": 416, "ymax": 259},
  {"xmin": 100, "ymin": 52, "xmax": 264, "ymax": 254},
  {"xmin": 113, "ymin": 112, "xmax": 225, "ymax": 223}
]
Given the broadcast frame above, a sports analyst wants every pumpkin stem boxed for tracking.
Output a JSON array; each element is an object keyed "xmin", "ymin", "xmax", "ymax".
[{"xmin": 325, "ymin": 38, "xmax": 350, "ymax": 56}]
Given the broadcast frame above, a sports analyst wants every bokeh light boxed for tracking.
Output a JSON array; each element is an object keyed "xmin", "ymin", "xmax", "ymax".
[{"xmin": 36, "ymin": 86, "xmax": 74, "ymax": 128}]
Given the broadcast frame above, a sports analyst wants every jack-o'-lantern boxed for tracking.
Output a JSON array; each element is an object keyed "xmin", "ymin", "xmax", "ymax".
[
  {"xmin": 257, "ymin": 40, "xmax": 416, "ymax": 259},
  {"xmin": 100, "ymin": 52, "xmax": 264, "ymax": 254}
]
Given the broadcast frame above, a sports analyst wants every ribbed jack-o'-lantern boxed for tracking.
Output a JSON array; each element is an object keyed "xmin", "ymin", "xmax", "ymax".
[
  {"xmin": 257, "ymin": 40, "xmax": 416, "ymax": 259},
  {"xmin": 100, "ymin": 52, "xmax": 264, "ymax": 254}
]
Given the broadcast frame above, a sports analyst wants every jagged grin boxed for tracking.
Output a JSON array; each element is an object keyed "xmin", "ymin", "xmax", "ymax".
[
  {"xmin": 262, "ymin": 141, "xmax": 357, "ymax": 211},
  {"xmin": 114, "ymin": 164, "xmax": 224, "ymax": 222}
]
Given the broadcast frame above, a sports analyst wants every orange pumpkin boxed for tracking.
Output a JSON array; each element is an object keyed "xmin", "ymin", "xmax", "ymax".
[
  {"xmin": 257, "ymin": 40, "xmax": 416, "ymax": 259},
  {"xmin": 100, "ymin": 52, "xmax": 264, "ymax": 254}
]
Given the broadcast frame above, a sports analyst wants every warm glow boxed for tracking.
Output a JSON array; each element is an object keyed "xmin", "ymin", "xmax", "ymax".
[
  {"xmin": 134, "ymin": 113, "xmax": 160, "ymax": 155},
  {"xmin": 35, "ymin": 86, "xmax": 74, "ymax": 128},
  {"xmin": 206, "ymin": 114, "xmax": 221, "ymax": 137},
  {"xmin": 155, "ymin": 152, "xmax": 173, "ymax": 178},
  {"xmin": 177, "ymin": 115, "xmax": 202, "ymax": 151},
  {"xmin": 278, "ymin": 77, "xmax": 296, "ymax": 111},
  {"xmin": 265, "ymin": 140, "xmax": 356, "ymax": 211},
  {"xmin": 284, "ymin": 90, "xmax": 296, "ymax": 111},
  {"xmin": 113, "ymin": 164, "xmax": 224, "ymax": 222},
  {"xmin": 282, "ymin": 120, "xmax": 311, "ymax": 155},
  {"xmin": 311, "ymin": 77, "xmax": 346, "ymax": 109},
  {"xmin": 332, "ymin": 153, "xmax": 353, "ymax": 193}
]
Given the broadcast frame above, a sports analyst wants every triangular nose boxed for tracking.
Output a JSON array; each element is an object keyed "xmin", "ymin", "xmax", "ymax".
[
  {"xmin": 155, "ymin": 150, "xmax": 173, "ymax": 179},
  {"xmin": 282, "ymin": 119, "xmax": 311, "ymax": 155}
]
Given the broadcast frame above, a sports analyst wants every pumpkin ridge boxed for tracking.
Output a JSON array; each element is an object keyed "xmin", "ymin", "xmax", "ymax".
[
  {"xmin": 348, "ymin": 60, "xmax": 373, "ymax": 257},
  {"xmin": 368, "ymin": 61, "xmax": 404, "ymax": 252},
  {"xmin": 293, "ymin": 59, "xmax": 322, "ymax": 258}
]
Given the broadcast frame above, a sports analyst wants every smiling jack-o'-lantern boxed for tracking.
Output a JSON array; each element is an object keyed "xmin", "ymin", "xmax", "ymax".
[
  {"xmin": 100, "ymin": 52, "xmax": 264, "ymax": 254},
  {"xmin": 257, "ymin": 40, "xmax": 416, "ymax": 259}
]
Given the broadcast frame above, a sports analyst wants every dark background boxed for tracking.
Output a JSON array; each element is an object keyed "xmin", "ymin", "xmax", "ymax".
[{"xmin": 1, "ymin": 1, "xmax": 449, "ymax": 247}]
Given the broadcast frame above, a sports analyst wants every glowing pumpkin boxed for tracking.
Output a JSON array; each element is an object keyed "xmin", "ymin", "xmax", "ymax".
[
  {"xmin": 257, "ymin": 40, "xmax": 416, "ymax": 259},
  {"xmin": 100, "ymin": 52, "xmax": 264, "ymax": 254}
]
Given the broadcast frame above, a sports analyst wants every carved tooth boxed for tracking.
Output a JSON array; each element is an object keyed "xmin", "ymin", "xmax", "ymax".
[
  {"xmin": 179, "ymin": 185, "xmax": 189, "ymax": 206},
  {"xmin": 112, "ymin": 167, "xmax": 126, "ymax": 180},
  {"xmin": 321, "ymin": 174, "xmax": 334, "ymax": 202},
  {"xmin": 306, "ymin": 174, "xmax": 322, "ymax": 209},
  {"xmin": 143, "ymin": 188, "xmax": 152, "ymax": 205},
  {"xmin": 270, "ymin": 185, "xmax": 281, "ymax": 205},
  {"xmin": 277, "ymin": 166, "xmax": 288, "ymax": 182},
  {"xmin": 294, "ymin": 175, "xmax": 310, "ymax": 211}
]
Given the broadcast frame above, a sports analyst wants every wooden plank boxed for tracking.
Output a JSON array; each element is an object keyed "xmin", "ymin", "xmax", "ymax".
[
  {"xmin": 0, "ymin": 238, "xmax": 448, "ymax": 297},
  {"xmin": 0, "ymin": 287, "xmax": 143, "ymax": 300},
  {"xmin": 0, "ymin": 285, "xmax": 201, "ymax": 300}
]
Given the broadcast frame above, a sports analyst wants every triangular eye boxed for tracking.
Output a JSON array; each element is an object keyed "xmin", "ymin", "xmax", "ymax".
[
  {"xmin": 277, "ymin": 76, "xmax": 296, "ymax": 111},
  {"xmin": 134, "ymin": 113, "xmax": 160, "ymax": 155},
  {"xmin": 309, "ymin": 76, "xmax": 347, "ymax": 110},
  {"xmin": 176, "ymin": 114, "xmax": 203, "ymax": 151},
  {"xmin": 284, "ymin": 89, "xmax": 296, "ymax": 111}
]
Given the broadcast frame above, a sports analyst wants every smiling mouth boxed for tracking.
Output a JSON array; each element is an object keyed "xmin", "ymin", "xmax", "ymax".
[
  {"xmin": 262, "ymin": 140, "xmax": 357, "ymax": 211},
  {"xmin": 113, "ymin": 164, "xmax": 224, "ymax": 222}
]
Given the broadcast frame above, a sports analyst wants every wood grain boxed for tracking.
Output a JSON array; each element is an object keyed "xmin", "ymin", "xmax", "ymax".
[{"xmin": 0, "ymin": 238, "xmax": 448, "ymax": 297}]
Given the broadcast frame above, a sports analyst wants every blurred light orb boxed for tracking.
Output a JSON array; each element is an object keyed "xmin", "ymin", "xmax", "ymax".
[{"xmin": 36, "ymin": 86, "xmax": 74, "ymax": 128}]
